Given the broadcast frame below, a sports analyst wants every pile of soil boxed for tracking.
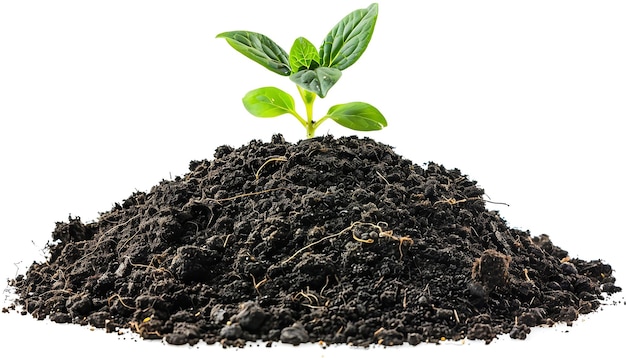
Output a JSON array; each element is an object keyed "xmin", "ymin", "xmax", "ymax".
[{"xmin": 5, "ymin": 134, "xmax": 621, "ymax": 347}]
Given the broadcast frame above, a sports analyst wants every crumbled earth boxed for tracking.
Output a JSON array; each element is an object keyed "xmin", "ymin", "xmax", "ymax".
[{"xmin": 5, "ymin": 134, "xmax": 621, "ymax": 347}]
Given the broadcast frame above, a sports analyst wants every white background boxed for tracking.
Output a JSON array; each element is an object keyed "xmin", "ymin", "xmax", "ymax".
[{"xmin": 1, "ymin": 1, "xmax": 624, "ymax": 356}]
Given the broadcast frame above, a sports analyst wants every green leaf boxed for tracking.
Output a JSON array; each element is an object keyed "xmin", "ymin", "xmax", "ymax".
[
  {"xmin": 319, "ymin": 3, "xmax": 378, "ymax": 70},
  {"xmin": 326, "ymin": 102, "xmax": 387, "ymax": 131},
  {"xmin": 290, "ymin": 67, "xmax": 342, "ymax": 98},
  {"xmin": 289, "ymin": 37, "xmax": 320, "ymax": 72},
  {"xmin": 217, "ymin": 31, "xmax": 291, "ymax": 76},
  {"xmin": 242, "ymin": 87, "xmax": 296, "ymax": 117}
]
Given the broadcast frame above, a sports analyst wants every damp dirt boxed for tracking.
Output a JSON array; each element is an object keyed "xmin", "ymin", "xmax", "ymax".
[{"xmin": 4, "ymin": 134, "xmax": 621, "ymax": 347}]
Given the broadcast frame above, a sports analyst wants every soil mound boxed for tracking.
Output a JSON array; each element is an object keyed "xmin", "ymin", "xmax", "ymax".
[{"xmin": 6, "ymin": 134, "xmax": 621, "ymax": 347}]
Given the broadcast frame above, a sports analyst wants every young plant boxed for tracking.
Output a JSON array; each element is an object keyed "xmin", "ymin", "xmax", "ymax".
[{"xmin": 217, "ymin": 3, "xmax": 386, "ymax": 138}]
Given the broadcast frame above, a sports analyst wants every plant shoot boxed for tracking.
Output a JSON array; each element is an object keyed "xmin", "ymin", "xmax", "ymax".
[{"xmin": 217, "ymin": 3, "xmax": 386, "ymax": 138}]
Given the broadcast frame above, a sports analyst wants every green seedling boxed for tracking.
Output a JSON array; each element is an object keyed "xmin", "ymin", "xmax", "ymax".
[{"xmin": 217, "ymin": 3, "xmax": 386, "ymax": 138}]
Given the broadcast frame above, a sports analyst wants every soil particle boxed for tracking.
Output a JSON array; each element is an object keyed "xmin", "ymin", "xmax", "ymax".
[
  {"xmin": 5, "ymin": 134, "xmax": 621, "ymax": 347},
  {"xmin": 233, "ymin": 302, "xmax": 267, "ymax": 331},
  {"xmin": 220, "ymin": 322, "xmax": 243, "ymax": 340},
  {"xmin": 166, "ymin": 321, "xmax": 202, "ymax": 346},
  {"xmin": 509, "ymin": 324, "xmax": 531, "ymax": 340},
  {"xmin": 473, "ymin": 249, "xmax": 511, "ymax": 292},
  {"xmin": 280, "ymin": 323, "xmax": 309, "ymax": 345},
  {"xmin": 467, "ymin": 323, "xmax": 496, "ymax": 343}
]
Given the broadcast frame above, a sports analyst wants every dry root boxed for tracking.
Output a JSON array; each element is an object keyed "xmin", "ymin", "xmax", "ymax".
[
  {"xmin": 350, "ymin": 221, "xmax": 414, "ymax": 259},
  {"xmin": 282, "ymin": 221, "xmax": 414, "ymax": 265}
]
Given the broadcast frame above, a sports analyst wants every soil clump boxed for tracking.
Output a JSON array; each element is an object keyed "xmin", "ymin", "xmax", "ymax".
[{"xmin": 5, "ymin": 134, "xmax": 621, "ymax": 347}]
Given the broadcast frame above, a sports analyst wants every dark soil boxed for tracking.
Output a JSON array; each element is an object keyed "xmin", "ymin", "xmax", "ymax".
[{"xmin": 5, "ymin": 134, "xmax": 621, "ymax": 347}]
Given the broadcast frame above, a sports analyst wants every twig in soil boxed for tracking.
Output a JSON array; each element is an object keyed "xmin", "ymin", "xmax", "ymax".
[
  {"xmin": 107, "ymin": 293, "xmax": 136, "ymax": 309},
  {"xmin": 293, "ymin": 287, "xmax": 327, "ymax": 309},
  {"xmin": 213, "ymin": 187, "xmax": 293, "ymax": 204},
  {"xmin": 129, "ymin": 255, "xmax": 173, "ymax": 278},
  {"xmin": 484, "ymin": 199, "xmax": 509, "ymax": 206},
  {"xmin": 281, "ymin": 221, "xmax": 414, "ymax": 265},
  {"xmin": 523, "ymin": 268, "xmax": 532, "ymax": 282},
  {"xmin": 320, "ymin": 276, "xmax": 331, "ymax": 297},
  {"xmin": 255, "ymin": 156, "xmax": 288, "ymax": 180},
  {"xmin": 187, "ymin": 221, "xmax": 200, "ymax": 236},
  {"xmin": 356, "ymin": 222, "xmax": 414, "ymax": 259},
  {"xmin": 403, "ymin": 288, "xmax": 408, "ymax": 309},
  {"xmin": 433, "ymin": 196, "xmax": 510, "ymax": 207},
  {"xmin": 423, "ymin": 283, "xmax": 431, "ymax": 296},
  {"xmin": 281, "ymin": 224, "xmax": 356, "ymax": 265},
  {"xmin": 223, "ymin": 233, "xmax": 234, "ymax": 248},
  {"xmin": 250, "ymin": 274, "xmax": 269, "ymax": 296},
  {"xmin": 97, "ymin": 214, "xmax": 141, "ymax": 245},
  {"xmin": 434, "ymin": 196, "xmax": 472, "ymax": 206},
  {"xmin": 483, "ymin": 193, "xmax": 510, "ymax": 206},
  {"xmin": 129, "ymin": 319, "xmax": 162, "ymax": 338},
  {"xmin": 352, "ymin": 231, "xmax": 374, "ymax": 244},
  {"xmin": 295, "ymin": 288, "xmax": 320, "ymax": 306},
  {"xmin": 116, "ymin": 230, "xmax": 140, "ymax": 253},
  {"xmin": 376, "ymin": 171, "xmax": 390, "ymax": 185},
  {"xmin": 373, "ymin": 276, "xmax": 385, "ymax": 289}
]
